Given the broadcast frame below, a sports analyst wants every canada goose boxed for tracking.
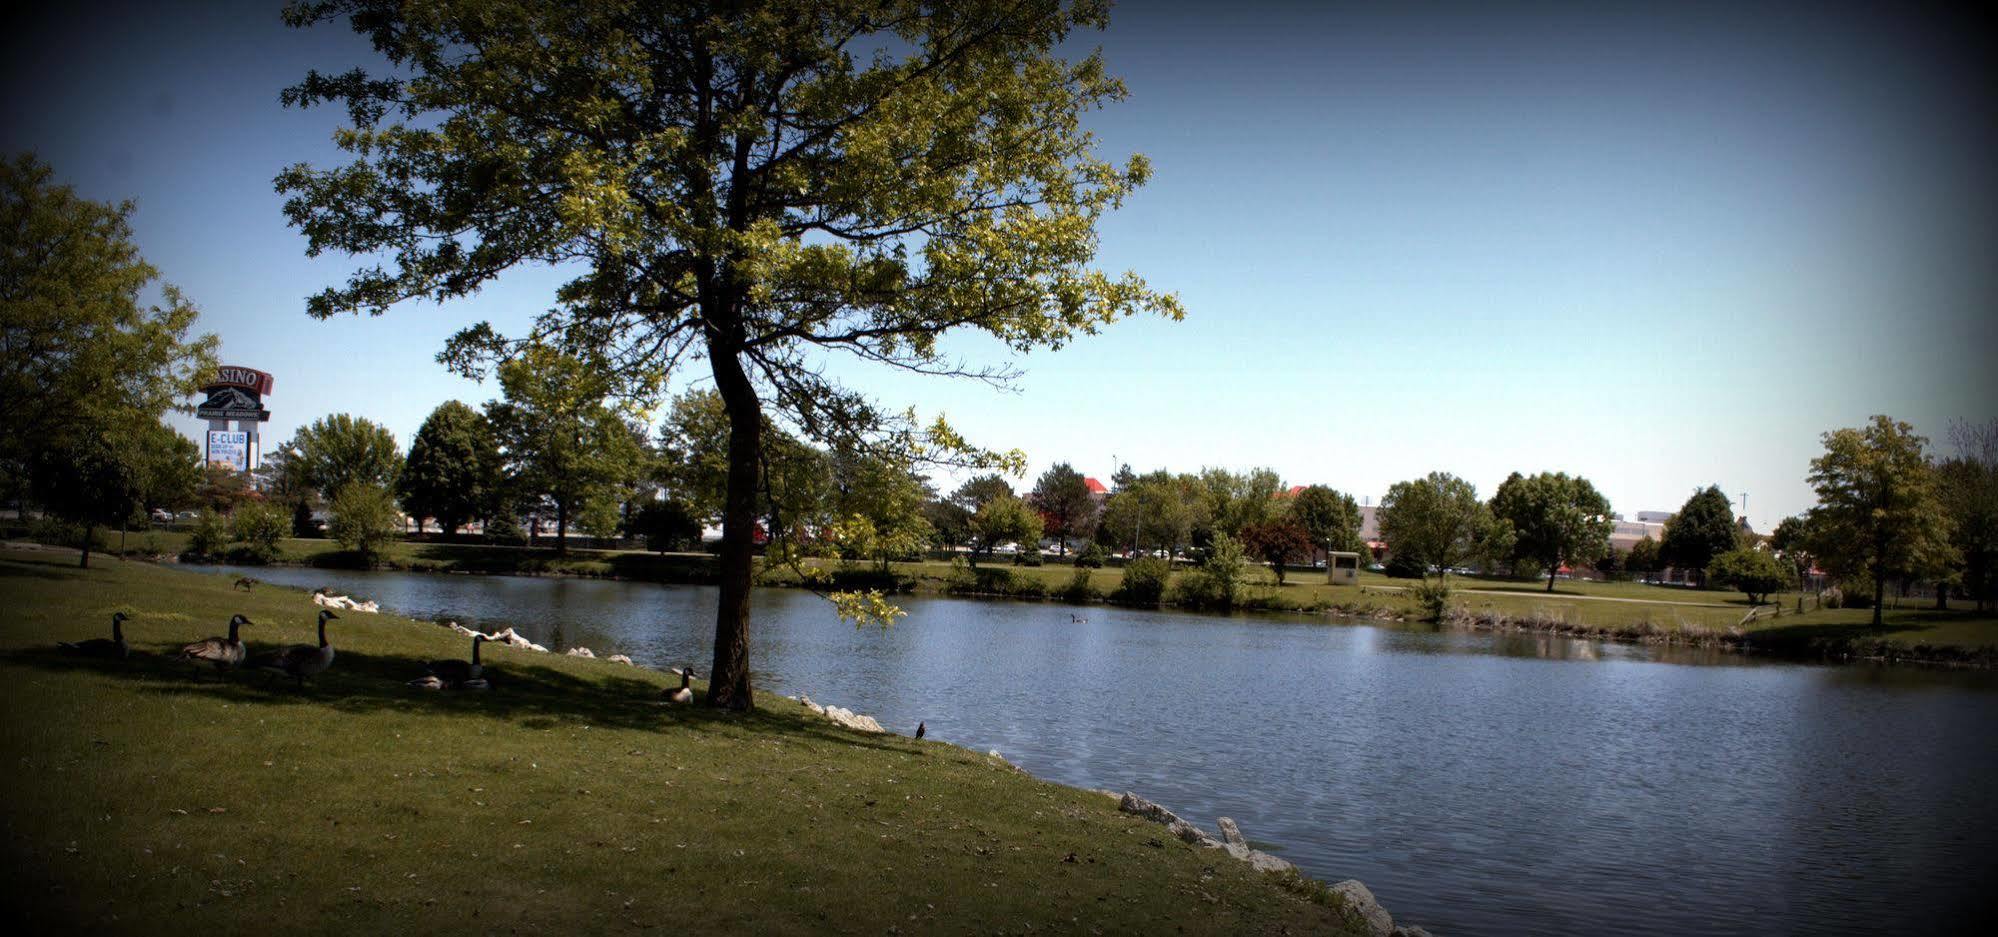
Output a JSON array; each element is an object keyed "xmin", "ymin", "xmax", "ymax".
[
  {"xmin": 179, "ymin": 614, "xmax": 252, "ymax": 674},
  {"xmin": 1070, "ymin": 614, "xmax": 1087, "ymax": 623},
  {"xmin": 426, "ymin": 634, "xmax": 487, "ymax": 685},
  {"xmin": 915, "ymin": 721, "xmax": 926, "ymax": 740},
  {"xmin": 665, "ymin": 667, "xmax": 695, "ymax": 704},
  {"xmin": 251, "ymin": 609, "xmax": 338, "ymax": 687},
  {"xmin": 233, "ymin": 577, "xmax": 256, "ymax": 591},
  {"xmin": 59, "ymin": 612, "xmax": 130, "ymax": 658}
]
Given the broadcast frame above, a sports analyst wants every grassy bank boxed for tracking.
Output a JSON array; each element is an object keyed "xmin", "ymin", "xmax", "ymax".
[{"xmin": 0, "ymin": 546, "xmax": 1365, "ymax": 935}]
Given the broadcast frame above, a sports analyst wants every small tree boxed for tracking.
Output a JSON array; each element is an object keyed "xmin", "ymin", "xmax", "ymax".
[
  {"xmin": 488, "ymin": 347, "xmax": 644, "ymax": 556},
  {"xmin": 628, "ymin": 499, "xmax": 703, "ymax": 554},
  {"xmin": 327, "ymin": 483, "xmax": 402, "ymax": 563},
  {"xmin": 1030, "ymin": 463, "xmax": 1097, "ymax": 556},
  {"xmin": 1489, "ymin": 471, "xmax": 1615, "ymax": 592},
  {"xmin": 1240, "ymin": 519, "xmax": 1312, "ymax": 585},
  {"xmin": 1627, "ymin": 535, "xmax": 1663, "ymax": 581},
  {"xmin": 1115, "ymin": 554, "xmax": 1172, "ymax": 605},
  {"xmin": 1804, "ymin": 415, "xmax": 1954, "ymax": 626},
  {"xmin": 32, "ymin": 435, "xmax": 140, "ymax": 569},
  {"xmin": 294, "ymin": 413, "xmax": 403, "ymax": 499},
  {"xmin": 1661, "ymin": 485, "xmax": 1738, "ymax": 586},
  {"xmin": 968, "ymin": 494, "xmax": 1043, "ymax": 567},
  {"xmin": 187, "ymin": 509, "xmax": 229, "ymax": 559},
  {"xmin": 229, "ymin": 500, "xmax": 289, "ymax": 564},
  {"xmin": 1289, "ymin": 485, "xmax": 1366, "ymax": 558},
  {"xmin": 1710, "ymin": 548, "xmax": 1795, "ymax": 605}
]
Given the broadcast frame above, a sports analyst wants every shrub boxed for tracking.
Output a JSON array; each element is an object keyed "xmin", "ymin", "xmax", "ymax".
[
  {"xmin": 1012, "ymin": 550, "xmax": 1044, "ymax": 567},
  {"xmin": 31, "ymin": 518, "xmax": 108, "ymax": 552},
  {"xmin": 1059, "ymin": 567, "xmax": 1098, "ymax": 604},
  {"xmin": 327, "ymin": 483, "xmax": 403, "ymax": 562},
  {"xmin": 290, "ymin": 501, "xmax": 321, "ymax": 538},
  {"xmin": 1073, "ymin": 541, "xmax": 1107, "ymax": 568},
  {"xmin": 1115, "ymin": 555, "xmax": 1172, "ymax": 604},
  {"xmin": 229, "ymin": 501, "xmax": 289, "ymax": 564},
  {"xmin": 1709, "ymin": 548, "xmax": 1796, "ymax": 605},
  {"xmin": 1410, "ymin": 579, "xmax": 1452, "ymax": 622},
  {"xmin": 186, "ymin": 509, "xmax": 229, "ymax": 558}
]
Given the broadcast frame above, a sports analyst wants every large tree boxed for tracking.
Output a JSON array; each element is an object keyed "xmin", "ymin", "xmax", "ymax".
[
  {"xmin": 1, "ymin": 154, "xmax": 216, "ymax": 559},
  {"xmin": 399, "ymin": 400, "xmax": 501, "ymax": 536},
  {"xmin": 279, "ymin": 1, "xmax": 1177, "ymax": 708},
  {"xmin": 1804, "ymin": 415, "xmax": 1954, "ymax": 626},
  {"xmin": 1377, "ymin": 472, "xmax": 1488, "ymax": 582},
  {"xmin": 1240, "ymin": 518, "xmax": 1311, "ymax": 585},
  {"xmin": 968, "ymin": 493, "xmax": 1043, "ymax": 566},
  {"xmin": 1488, "ymin": 471, "xmax": 1615, "ymax": 592},
  {"xmin": 487, "ymin": 346, "xmax": 644, "ymax": 556},
  {"xmin": 293, "ymin": 413, "xmax": 403, "ymax": 500},
  {"xmin": 1030, "ymin": 462, "xmax": 1095, "ymax": 556},
  {"xmin": 1661, "ymin": 485, "xmax": 1738, "ymax": 585}
]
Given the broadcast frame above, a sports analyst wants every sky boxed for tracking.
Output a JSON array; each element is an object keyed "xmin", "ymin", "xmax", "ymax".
[{"xmin": 5, "ymin": 0, "xmax": 1993, "ymax": 531}]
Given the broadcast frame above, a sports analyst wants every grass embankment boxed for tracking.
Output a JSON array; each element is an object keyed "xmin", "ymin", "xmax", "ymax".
[
  {"xmin": 87, "ymin": 528, "xmax": 1998, "ymax": 661},
  {"xmin": 0, "ymin": 547, "xmax": 1363, "ymax": 935}
]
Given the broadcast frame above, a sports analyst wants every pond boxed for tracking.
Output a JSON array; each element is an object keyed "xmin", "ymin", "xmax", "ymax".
[{"xmin": 185, "ymin": 563, "xmax": 1998, "ymax": 935}]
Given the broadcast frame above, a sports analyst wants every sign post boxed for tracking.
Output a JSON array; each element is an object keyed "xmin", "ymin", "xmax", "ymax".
[{"xmin": 195, "ymin": 365, "xmax": 273, "ymax": 472}]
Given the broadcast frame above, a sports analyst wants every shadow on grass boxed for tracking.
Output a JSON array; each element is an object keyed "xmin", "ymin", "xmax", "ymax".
[{"xmin": 0, "ymin": 645, "xmax": 916, "ymax": 754}]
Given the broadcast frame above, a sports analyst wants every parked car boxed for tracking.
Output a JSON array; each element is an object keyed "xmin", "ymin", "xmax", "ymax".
[{"xmin": 150, "ymin": 508, "xmax": 172, "ymax": 523}]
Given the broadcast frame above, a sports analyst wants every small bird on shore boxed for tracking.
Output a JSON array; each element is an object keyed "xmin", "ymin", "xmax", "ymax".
[
  {"xmin": 915, "ymin": 721, "xmax": 926, "ymax": 740},
  {"xmin": 251, "ymin": 609, "xmax": 337, "ymax": 688},
  {"xmin": 664, "ymin": 667, "xmax": 695, "ymax": 704},
  {"xmin": 60, "ymin": 611, "xmax": 130, "ymax": 659},
  {"xmin": 179, "ymin": 614, "xmax": 252, "ymax": 674},
  {"xmin": 233, "ymin": 577, "xmax": 256, "ymax": 591}
]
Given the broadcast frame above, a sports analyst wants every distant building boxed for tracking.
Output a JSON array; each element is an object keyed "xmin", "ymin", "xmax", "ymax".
[
  {"xmin": 1610, "ymin": 516, "xmax": 1668, "ymax": 552},
  {"xmin": 1083, "ymin": 477, "xmax": 1109, "ymax": 503}
]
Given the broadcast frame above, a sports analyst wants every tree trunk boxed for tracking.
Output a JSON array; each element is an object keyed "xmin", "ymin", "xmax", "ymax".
[
  {"xmin": 80, "ymin": 524, "xmax": 94, "ymax": 569},
  {"xmin": 1872, "ymin": 564, "xmax": 1885, "ymax": 628},
  {"xmin": 1934, "ymin": 581, "xmax": 1948, "ymax": 611},
  {"xmin": 555, "ymin": 501, "xmax": 569, "ymax": 556},
  {"xmin": 1547, "ymin": 564, "xmax": 1558, "ymax": 592},
  {"xmin": 706, "ymin": 343, "xmax": 759, "ymax": 710}
]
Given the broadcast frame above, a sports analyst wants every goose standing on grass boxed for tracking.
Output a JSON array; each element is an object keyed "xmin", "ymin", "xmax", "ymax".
[
  {"xmin": 426, "ymin": 634, "xmax": 488, "ymax": 686},
  {"xmin": 916, "ymin": 721, "xmax": 926, "ymax": 740},
  {"xmin": 665, "ymin": 667, "xmax": 695, "ymax": 704},
  {"xmin": 179, "ymin": 614, "xmax": 252, "ymax": 674},
  {"xmin": 252, "ymin": 610, "xmax": 338, "ymax": 687},
  {"xmin": 59, "ymin": 612, "xmax": 130, "ymax": 659}
]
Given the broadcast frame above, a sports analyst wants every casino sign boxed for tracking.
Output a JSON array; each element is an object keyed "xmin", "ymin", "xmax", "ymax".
[{"xmin": 195, "ymin": 365, "xmax": 273, "ymax": 471}]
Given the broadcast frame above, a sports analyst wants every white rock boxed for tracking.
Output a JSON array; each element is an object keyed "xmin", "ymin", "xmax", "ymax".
[
  {"xmin": 565, "ymin": 647, "xmax": 596, "ymax": 658},
  {"xmin": 1217, "ymin": 817, "xmax": 1247, "ymax": 848},
  {"xmin": 1330, "ymin": 880, "xmax": 1393, "ymax": 937},
  {"xmin": 1246, "ymin": 850, "xmax": 1294, "ymax": 874},
  {"xmin": 406, "ymin": 675, "xmax": 445, "ymax": 690},
  {"xmin": 606, "ymin": 654, "xmax": 634, "ymax": 666}
]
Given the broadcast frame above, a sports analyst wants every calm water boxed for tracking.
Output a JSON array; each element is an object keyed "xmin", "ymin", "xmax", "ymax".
[{"xmin": 187, "ymin": 564, "xmax": 1998, "ymax": 935}]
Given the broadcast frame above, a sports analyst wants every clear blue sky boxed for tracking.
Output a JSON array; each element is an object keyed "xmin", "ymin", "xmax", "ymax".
[{"xmin": 6, "ymin": 0, "xmax": 1992, "ymax": 530}]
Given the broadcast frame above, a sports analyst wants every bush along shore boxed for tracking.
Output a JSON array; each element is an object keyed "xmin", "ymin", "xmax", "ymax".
[{"xmin": 0, "ymin": 546, "xmax": 1387, "ymax": 935}]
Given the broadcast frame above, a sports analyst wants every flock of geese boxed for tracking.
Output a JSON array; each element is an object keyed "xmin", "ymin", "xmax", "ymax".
[{"xmin": 55, "ymin": 607, "xmax": 701, "ymax": 696}]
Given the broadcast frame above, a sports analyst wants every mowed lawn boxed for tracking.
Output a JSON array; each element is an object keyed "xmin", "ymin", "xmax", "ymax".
[{"xmin": 0, "ymin": 547, "xmax": 1362, "ymax": 935}]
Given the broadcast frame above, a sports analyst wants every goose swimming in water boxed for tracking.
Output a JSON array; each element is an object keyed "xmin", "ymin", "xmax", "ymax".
[
  {"xmin": 59, "ymin": 612, "xmax": 130, "ymax": 659},
  {"xmin": 251, "ymin": 609, "xmax": 338, "ymax": 687},
  {"xmin": 179, "ymin": 614, "xmax": 252, "ymax": 674}
]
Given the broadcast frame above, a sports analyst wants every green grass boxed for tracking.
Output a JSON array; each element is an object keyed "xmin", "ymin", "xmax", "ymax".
[{"xmin": 0, "ymin": 546, "xmax": 1362, "ymax": 935}]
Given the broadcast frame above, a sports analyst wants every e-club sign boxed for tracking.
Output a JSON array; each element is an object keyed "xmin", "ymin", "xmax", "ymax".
[{"xmin": 195, "ymin": 365, "xmax": 273, "ymax": 472}]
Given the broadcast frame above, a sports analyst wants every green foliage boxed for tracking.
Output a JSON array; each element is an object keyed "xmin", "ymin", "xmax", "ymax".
[
  {"xmin": 1382, "ymin": 552, "xmax": 1426, "ymax": 579},
  {"xmin": 130, "ymin": 422, "xmax": 200, "ymax": 515},
  {"xmin": 1073, "ymin": 541, "xmax": 1108, "ymax": 568},
  {"xmin": 969, "ymin": 494, "xmax": 1043, "ymax": 565},
  {"xmin": 1288, "ymin": 485, "xmax": 1365, "ymax": 556},
  {"xmin": 1410, "ymin": 580, "xmax": 1453, "ymax": 622},
  {"xmin": 1804, "ymin": 415, "xmax": 1955, "ymax": 624},
  {"xmin": 398, "ymin": 400, "xmax": 500, "ymax": 535},
  {"xmin": 1938, "ymin": 420, "xmax": 1998, "ymax": 610},
  {"xmin": 1173, "ymin": 532, "xmax": 1248, "ymax": 610},
  {"xmin": 1031, "ymin": 463, "xmax": 1097, "ymax": 554},
  {"xmin": 628, "ymin": 499, "xmax": 702, "ymax": 553},
  {"xmin": 1115, "ymin": 555, "xmax": 1173, "ymax": 605},
  {"xmin": 327, "ymin": 483, "xmax": 403, "ymax": 562},
  {"xmin": 922, "ymin": 498, "xmax": 974, "ymax": 551},
  {"xmin": 1098, "ymin": 470, "xmax": 1194, "ymax": 558},
  {"xmin": 197, "ymin": 464, "xmax": 253, "ymax": 513},
  {"xmin": 1239, "ymin": 520, "xmax": 1312, "ymax": 585},
  {"xmin": 280, "ymin": 0, "xmax": 1180, "ymax": 707},
  {"xmin": 30, "ymin": 517, "xmax": 108, "ymax": 552},
  {"xmin": 186, "ymin": 509, "xmax": 229, "ymax": 558},
  {"xmin": 294, "ymin": 413, "xmax": 403, "ymax": 499},
  {"xmin": 1488, "ymin": 471, "xmax": 1614, "ymax": 590},
  {"xmin": 0, "ymin": 154, "xmax": 217, "ymax": 530},
  {"xmin": 1378, "ymin": 472, "xmax": 1488, "ymax": 580},
  {"xmin": 229, "ymin": 501, "xmax": 289, "ymax": 564},
  {"xmin": 1661, "ymin": 485, "xmax": 1738, "ymax": 578},
  {"xmin": 1193, "ymin": 467, "xmax": 1283, "ymax": 542},
  {"xmin": 1709, "ymin": 548, "xmax": 1795, "ymax": 604},
  {"xmin": 952, "ymin": 474, "xmax": 1016, "ymax": 512},
  {"xmin": 1059, "ymin": 567, "xmax": 1098, "ymax": 604},
  {"xmin": 487, "ymin": 346, "xmax": 645, "ymax": 554},
  {"xmin": 1626, "ymin": 535, "xmax": 1663, "ymax": 577}
]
